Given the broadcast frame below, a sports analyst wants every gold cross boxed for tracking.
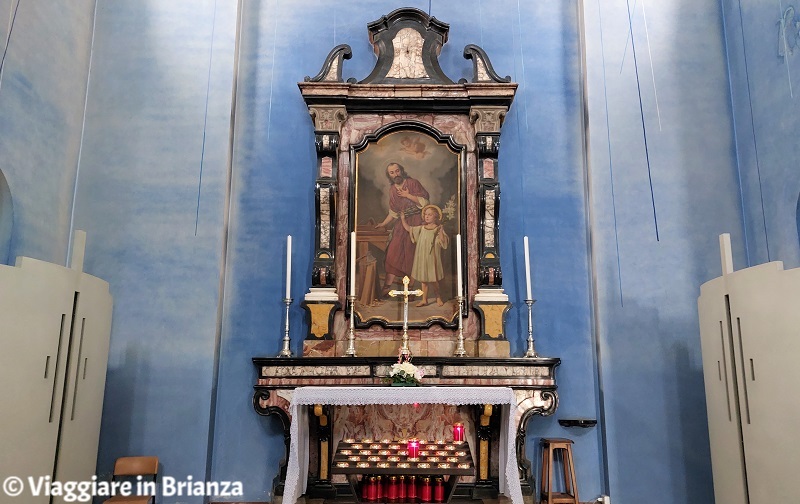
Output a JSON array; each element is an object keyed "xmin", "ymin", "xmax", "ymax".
[
  {"xmin": 388, "ymin": 276, "xmax": 423, "ymax": 302},
  {"xmin": 388, "ymin": 276, "xmax": 422, "ymax": 356}
]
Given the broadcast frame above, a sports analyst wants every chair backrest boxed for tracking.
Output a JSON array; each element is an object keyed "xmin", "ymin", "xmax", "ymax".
[{"xmin": 113, "ymin": 456, "xmax": 159, "ymax": 477}]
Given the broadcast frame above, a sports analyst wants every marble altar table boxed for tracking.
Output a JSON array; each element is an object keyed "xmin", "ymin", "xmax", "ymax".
[{"xmin": 283, "ymin": 386, "xmax": 524, "ymax": 504}]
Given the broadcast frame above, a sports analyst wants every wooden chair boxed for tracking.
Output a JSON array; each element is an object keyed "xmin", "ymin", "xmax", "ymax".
[
  {"xmin": 103, "ymin": 456, "xmax": 159, "ymax": 503},
  {"xmin": 540, "ymin": 438, "xmax": 579, "ymax": 504}
]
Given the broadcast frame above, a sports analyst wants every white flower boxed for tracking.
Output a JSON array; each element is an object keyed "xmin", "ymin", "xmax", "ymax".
[
  {"xmin": 387, "ymin": 359, "xmax": 422, "ymax": 384},
  {"xmin": 399, "ymin": 362, "xmax": 416, "ymax": 374}
]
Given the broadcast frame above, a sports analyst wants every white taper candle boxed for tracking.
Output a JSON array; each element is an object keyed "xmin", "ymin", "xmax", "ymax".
[
  {"xmin": 456, "ymin": 234, "xmax": 463, "ymax": 296},
  {"xmin": 350, "ymin": 231, "xmax": 357, "ymax": 297},
  {"xmin": 286, "ymin": 235, "xmax": 292, "ymax": 299},
  {"xmin": 524, "ymin": 236, "xmax": 532, "ymax": 300}
]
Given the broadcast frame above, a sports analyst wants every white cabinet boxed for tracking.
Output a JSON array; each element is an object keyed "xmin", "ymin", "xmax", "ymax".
[
  {"xmin": 698, "ymin": 238, "xmax": 800, "ymax": 504},
  {"xmin": 0, "ymin": 256, "xmax": 112, "ymax": 504}
]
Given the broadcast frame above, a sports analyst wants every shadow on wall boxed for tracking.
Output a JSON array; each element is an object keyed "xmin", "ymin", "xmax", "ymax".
[
  {"xmin": 0, "ymin": 170, "xmax": 12, "ymax": 265},
  {"xmin": 796, "ymin": 195, "xmax": 800, "ymax": 252},
  {"xmin": 95, "ymin": 344, "xmax": 147, "ymax": 482},
  {"xmin": 604, "ymin": 294, "xmax": 714, "ymax": 504}
]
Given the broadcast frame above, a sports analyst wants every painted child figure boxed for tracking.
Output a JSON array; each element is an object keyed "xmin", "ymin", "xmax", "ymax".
[{"xmin": 400, "ymin": 204, "xmax": 449, "ymax": 307}]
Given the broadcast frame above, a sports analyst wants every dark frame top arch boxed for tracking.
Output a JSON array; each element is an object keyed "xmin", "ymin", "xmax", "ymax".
[
  {"xmin": 302, "ymin": 7, "xmax": 514, "ymax": 92},
  {"xmin": 348, "ymin": 121, "xmax": 467, "ymax": 330},
  {"xmin": 360, "ymin": 7, "xmax": 453, "ymax": 85}
]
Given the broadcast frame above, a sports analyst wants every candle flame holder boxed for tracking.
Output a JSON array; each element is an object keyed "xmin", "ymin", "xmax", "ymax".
[
  {"xmin": 453, "ymin": 295, "xmax": 467, "ymax": 357},
  {"xmin": 278, "ymin": 298, "xmax": 293, "ymax": 357},
  {"xmin": 524, "ymin": 299, "xmax": 538, "ymax": 358},
  {"xmin": 452, "ymin": 422, "xmax": 465, "ymax": 442},
  {"xmin": 345, "ymin": 294, "xmax": 357, "ymax": 356}
]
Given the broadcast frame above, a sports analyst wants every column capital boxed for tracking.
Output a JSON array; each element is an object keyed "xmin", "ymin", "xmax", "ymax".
[
  {"xmin": 308, "ymin": 105, "xmax": 348, "ymax": 133},
  {"xmin": 469, "ymin": 106, "xmax": 508, "ymax": 133}
]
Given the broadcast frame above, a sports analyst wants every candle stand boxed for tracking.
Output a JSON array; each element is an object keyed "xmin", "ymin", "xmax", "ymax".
[
  {"xmin": 523, "ymin": 299, "xmax": 537, "ymax": 358},
  {"xmin": 331, "ymin": 438, "xmax": 473, "ymax": 504},
  {"xmin": 345, "ymin": 295, "xmax": 357, "ymax": 357},
  {"xmin": 453, "ymin": 296, "xmax": 467, "ymax": 357},
  {"xmin": 278, "ymin": 297, "xmax": 294, "ymax": 357}
]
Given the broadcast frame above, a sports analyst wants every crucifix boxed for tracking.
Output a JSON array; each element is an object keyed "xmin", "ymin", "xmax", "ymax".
[{"xmin": 389, "ymin": 276, "xmax": 423, "ymax": 356}]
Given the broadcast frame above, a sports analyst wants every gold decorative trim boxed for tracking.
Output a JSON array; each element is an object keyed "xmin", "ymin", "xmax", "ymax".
[{"xmin": 479, "ymin": 439, "xmax": 489, "ymax": 480}]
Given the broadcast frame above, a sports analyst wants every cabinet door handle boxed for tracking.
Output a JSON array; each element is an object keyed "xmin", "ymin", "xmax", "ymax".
[
  {"xmin": 736, "ymin": 318, "xmax": 751, "ymax": 424},
  {"xmin": 44, "ymin": 355, "xmax": 51, "ymax": 379},
  {"xmin": 719, "ymin": 320, "xmax": 732, "ymax": 422},
  {"xmin": 49, "ymin": 314, "xmax": 67, "ymax": 423},
  {"xmin": 749, "ymin": 359, "xmax": 755, "ymax": 381},
  {"xmin": 70, "ymin": 318, "xmax": 86, "ymax": 421}
]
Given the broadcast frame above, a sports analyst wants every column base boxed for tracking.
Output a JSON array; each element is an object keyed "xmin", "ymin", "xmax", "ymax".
[
  {"xmin": 473, "ymin": 288, "xmax": 511, "ymax": 342},
  {"xmin": 301, "ymin": 288, "xmax": 341, "ymax": 345}
]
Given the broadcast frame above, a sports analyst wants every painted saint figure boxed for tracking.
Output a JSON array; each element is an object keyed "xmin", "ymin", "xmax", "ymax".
[
  {"xmin": 400, "ymin": 204, "xmax": 449, "ymax": 307},
  {"xmin": 375, "ymin": 162, "xmax": 430, "ymax": 296}
]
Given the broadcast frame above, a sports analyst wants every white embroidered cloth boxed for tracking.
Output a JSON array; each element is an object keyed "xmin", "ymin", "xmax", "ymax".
[{"xmin": 282, "ymin": 386, "xmax": 523, "ymax": 504}]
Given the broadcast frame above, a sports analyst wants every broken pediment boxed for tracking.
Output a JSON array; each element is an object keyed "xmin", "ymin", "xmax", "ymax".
[{"xmin": 304, "ymin": 7, "xmax": 510, "ymax": 86}]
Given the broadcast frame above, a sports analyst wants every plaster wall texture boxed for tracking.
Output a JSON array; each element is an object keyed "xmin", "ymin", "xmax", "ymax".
[
  {"xmin": 0, "ymin": 0, "xmax": 94, "ymax": 265},
  {"xmin": 721, "ymin": 0, "xmax": 800, "ymax": 269}
]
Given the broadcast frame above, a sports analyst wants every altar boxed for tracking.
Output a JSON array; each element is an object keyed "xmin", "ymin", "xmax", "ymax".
[
  {"xmin": 283, "ymin": 387, "xmax": 523, "ymax": 504},
  {"xmin": 252, "ymin": 8, "xmax": 563, "ymax": 503},
  {"xmin": 253, "ymin": 356, "xmax": 559, "ymax": 501}
]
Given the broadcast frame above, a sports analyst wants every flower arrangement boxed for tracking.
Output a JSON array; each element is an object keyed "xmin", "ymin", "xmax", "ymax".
[{"xmin": 385, "ymin": 351, "xmax": 424, "ymax": 386}]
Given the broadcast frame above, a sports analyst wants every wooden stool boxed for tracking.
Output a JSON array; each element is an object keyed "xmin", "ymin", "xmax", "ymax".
[{"xmin": 540, "ymin": 438, "xmax": 579, "ymax": 504}]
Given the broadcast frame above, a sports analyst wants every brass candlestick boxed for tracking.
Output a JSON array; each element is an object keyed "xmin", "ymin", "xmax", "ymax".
[
  {"xmin": 453, "ymin": 295, "xmax": 467, "ymax": 357},
  {"xmin": 278, "ymin": 297, "xmax": 294, "ymax": 357},
  {"xmin": 524, "ymin": 299, "xmax": 538, "ymax": 358},
  {"xmin": 345, "ymin": 294, "xmax": 357, "ymax": 356}
]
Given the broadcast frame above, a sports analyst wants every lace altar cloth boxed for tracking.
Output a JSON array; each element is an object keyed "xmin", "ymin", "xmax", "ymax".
[{"xmin": 283, "ymin": 386, "xmax": 523, "ymax": 504}]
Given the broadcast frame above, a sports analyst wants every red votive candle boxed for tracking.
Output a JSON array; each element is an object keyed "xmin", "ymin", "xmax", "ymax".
[
  {"xmin": 375, "ymin": 476, "xmax": 383, "ymax": 500},
  {"xmin": 367, "ymin": 476, "xmax": 377, "ymax": 501},
  {"xmin": 398, "ymin": 476, "xmax": 406, "ymax": 500},
  {"xmin": 420, "ymin": 477, "xmax": 432, "ymax": 502},
  {"xmin": 407, "ymin": 475, "xmax": 417, "ymax": 499},
  {"xmin": 407, "ymin": 438, "xmax": 420, "ymax": 458},
  {"xmin": 434, "ymin": 476, "xmax": 445, "ymax": 502},
  {"xmin": 453, "ymin": 423, "xmax": 465, "ymax": 442},
  {"xmin": 388, "ymin": 476, "xmax": 398, "ymax": 501},
  {"xmin": 361, "ymin": 476, "xmax": 370, "ymax": 500}
]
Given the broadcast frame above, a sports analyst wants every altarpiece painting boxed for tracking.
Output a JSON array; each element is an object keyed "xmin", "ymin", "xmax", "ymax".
[{"xmin": 351, "ymin": 128, "xmax": 464, "ymax": 328}]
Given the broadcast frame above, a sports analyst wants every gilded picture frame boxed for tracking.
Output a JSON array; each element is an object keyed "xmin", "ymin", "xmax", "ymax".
[{"xmin": 349, "ymin": 122, "xmax": 466, "ymax": 329}]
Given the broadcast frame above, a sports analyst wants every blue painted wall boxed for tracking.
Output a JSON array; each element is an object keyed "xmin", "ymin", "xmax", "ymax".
[
  {"xmin": 583, "ymin": 0, "xmax": 747, "ymax": 502},
  {"xmin": 7, "ymin": 0, "xmax": 796, "ymax": 503},
  {"xmin": 71, "ymin": 0, "xmax": 237, "ymax": 495},
  {"xmin": 721, "ymin": 0, "xmax": 800, "ymax": 269},
  {"xmin": 0, "ymin": 0, "xmax": 94, "ymax": 264}
]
